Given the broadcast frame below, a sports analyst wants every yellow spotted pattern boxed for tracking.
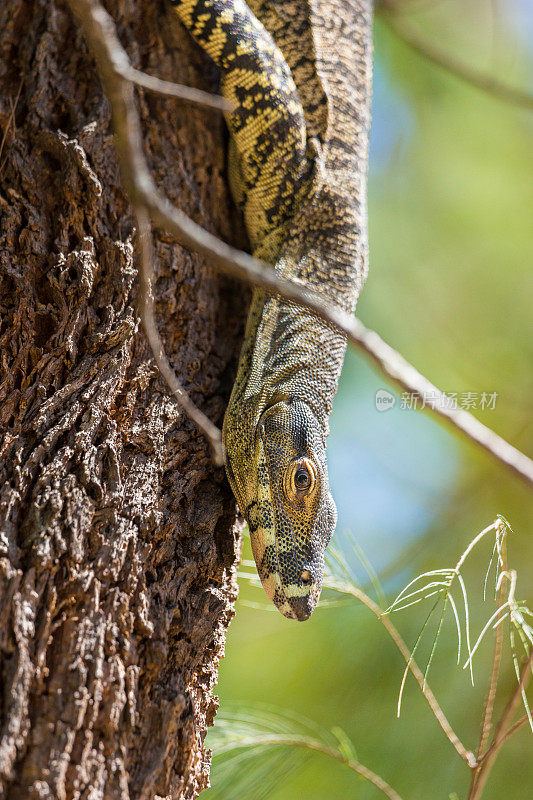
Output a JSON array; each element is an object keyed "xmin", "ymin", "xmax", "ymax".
[{"xmin": 169, "ymin": 0, "xmax": 373, "ymax": 620}]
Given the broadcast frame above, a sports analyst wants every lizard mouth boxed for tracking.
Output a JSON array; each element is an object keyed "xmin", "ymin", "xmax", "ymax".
[
  {"xmin": 249, "ymin": 513, "xmax": 319, "ymax": 622},
  {"xmin": 287, "ymin": 593, "xmax": 314, "ymax": 621},
  {"xmin": 264, "ymin": 537, "xmax": 320, "ymax": 621},
  {"xmin": 284, "ymin": 564, "xmax": 320, "ymax": 621}
]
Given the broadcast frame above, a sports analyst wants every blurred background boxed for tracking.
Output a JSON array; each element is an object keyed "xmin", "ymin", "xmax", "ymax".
[{"xmin": 206, "ymin": 1, "xmax": 532, "ymax": 797}]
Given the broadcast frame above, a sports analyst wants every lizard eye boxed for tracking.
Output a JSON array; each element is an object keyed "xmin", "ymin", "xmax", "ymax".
[
  {"xmin": 287, "ymin": 457, "xmax": 317, "ymax": 497},
  {"xmin": 294, "ymin": 468, "xmax": 311, "ymax": 490}
]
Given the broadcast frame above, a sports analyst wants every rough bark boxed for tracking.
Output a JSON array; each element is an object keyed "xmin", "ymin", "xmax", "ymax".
[{"xmin": 0, "ymin": 0, "xmax": 246, "ymax": 797}]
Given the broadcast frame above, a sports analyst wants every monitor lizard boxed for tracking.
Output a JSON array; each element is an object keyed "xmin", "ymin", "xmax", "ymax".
[{"xmin": 169, "ymin": 0, "xmax": 372, "ymax": 619}]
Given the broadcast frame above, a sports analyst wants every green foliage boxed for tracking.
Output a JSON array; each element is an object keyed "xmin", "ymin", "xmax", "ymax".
[
  {"xmin": 206, "ymin": 708, "xmax": 352, "ymax": 800},
  {"xmin": 385, "ymin": 517, "xmax": 532, "ymax": 726},
  {"xmin": 208, "ymin": 520, "xmax": 531, "ymax": 799},
  {"xmin": 207, "ymin": 3, "xmax": 533, "ymax": 798}
]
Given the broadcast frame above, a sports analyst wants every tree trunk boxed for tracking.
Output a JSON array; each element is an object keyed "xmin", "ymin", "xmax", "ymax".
[{"xmin": 0, "ymin": 0, "xmax": 246, "ymax": 797}]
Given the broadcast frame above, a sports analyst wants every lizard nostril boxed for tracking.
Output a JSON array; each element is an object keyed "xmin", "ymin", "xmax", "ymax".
[{"xmin": 300, "ymin": 569, "xmax": 313, "ymax": 585}]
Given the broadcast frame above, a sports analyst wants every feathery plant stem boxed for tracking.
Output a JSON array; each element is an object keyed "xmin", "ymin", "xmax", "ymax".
[
  {"xmin": 324, "ymin": 543, "xmax": 476, "ymax": 765},
  {"xmin": 209, "ymin": 709, "xmax": 404, "ymax": 800},
  {"xmin": 228, "ymin": 518, "xmax": 530, "ymax": 799},
  {"xmin": 325, "ymin": 573, "xmax": 476, "ymax": 766},
  {"xmin": 246, "ymin": 736, "xmax": 404, "ymax": 800},
  {"xmin": 382, "ymin": 517, "xmax": 531, "ymax": 798}
]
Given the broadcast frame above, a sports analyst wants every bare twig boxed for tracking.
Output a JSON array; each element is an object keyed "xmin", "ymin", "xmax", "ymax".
[
  {"xmin": 477, "ymin": 541, "xmax": 507, "ymax": 757},
  {"xmin": 329, "ymin": 579, "xmax": 477, "ymax": 767},
  {"xmin": 482, "ymin": 714, "xmax": 528, "ymax": 757},
  {"xmin": 135, "ymin": 206, "xmax": 223, "ymax": 464},
  {"xmin": 80, "ymin": 0, "xmax": 230, "ymax": 109},
  {"xmin": 0, "ymin": 78, "xmax": 23, "ymax": 172},
  {"xmin": 67, "ymin": 0, "xmax": 225, "ymax": 461},
  {"xmin": 233, "ymin": 730, "xmax": 404, "ymax": 800},
  {"xmin": 469, "ymin": 651, "xmax": 533, "ymax": 799},
  {"xmin": 119, "ymin": 63, "xmax": 232, "ymax": 112},
  {"xmin": 486, "ymin": 648, "xmax": 532, "ymax": 742},
  {"xmin": 383, "ymin": 11, "xmax": 533, "ymax": 112},
  {"xmin": 321, "ymin": 754, "xmax": 402, "ymax": 800},
  {"xmin": 67, "ymin": 0, "xmax": 533, "ymax": 487},
  {"xmin": 278, "ymin": 737, "xmax": 404, "ymax": 800}
]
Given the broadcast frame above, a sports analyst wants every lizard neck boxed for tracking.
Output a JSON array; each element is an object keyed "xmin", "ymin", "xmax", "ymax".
[{"xmin": 222, "ymin": 177, "xmax": 360, "ymax": 511}]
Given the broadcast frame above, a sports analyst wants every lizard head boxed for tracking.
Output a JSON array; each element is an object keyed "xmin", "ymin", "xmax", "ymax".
[{"xmin": 234, "ymin": 398, "xmax": 337, "ymax": 621}]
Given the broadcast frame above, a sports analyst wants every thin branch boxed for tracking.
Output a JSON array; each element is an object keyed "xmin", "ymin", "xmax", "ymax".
[
  {"xmin": 67, "ymin": 0, "xmax": 533, "ymax": 488},
  {"xmin": 482, "ymin": 714, "xmax": 528, "ymax": 756},
  {"xmin": 477, "ymin": 541, "xmax": 507, "ymax": 757},
  {"xmin": 0, "ymin": 78, "xmax": 23, "ymax": 171},
  {"xmin": 281, "ymin": 737, "xmax": 404, "ymax": 800},
  {"xmin": 486, "ymin": 648, "xmax": 533, "ymax": 752},
  {"xmin": 135, "ymin": 206, "xmax": 224, "ymax": 464},
  {"xmin": 332, "ymin": 580, "xmax": 477, "ymax": 767},
  {"xmin": 382, "ymin": 10, "xmax": 533, "ymax": 112},
  {"xmin": 233, "ymin": 732, "xmax": 404, "ymax": 800},
  {"xmin": 119, "ymin": 64, "xmax": 232, "ymax": 112},
  {"xmin": 469, "ymin": 651, "xmax": 533, "ymax": 799},
  {"xmin": 81, "ymin": 0, "xmax": 231, "ymax": 110},
  {"xmin": 67, "ymin": 0, "xmax": 225, "ymax": 460},
  {"xmin": 476, "ymin": 602, "xmax": 504, "ymax": 756}
]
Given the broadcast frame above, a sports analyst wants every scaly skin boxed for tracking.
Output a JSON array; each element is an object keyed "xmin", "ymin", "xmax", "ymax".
[{"xmin": 169, "ymin": 0, "xmax": 372, "ymax": 620}]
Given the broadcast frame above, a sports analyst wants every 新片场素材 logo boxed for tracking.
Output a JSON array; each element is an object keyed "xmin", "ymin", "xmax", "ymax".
[{"xmin": 375, "ymin": 389, "xmax": 396, "ymax": 412}]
